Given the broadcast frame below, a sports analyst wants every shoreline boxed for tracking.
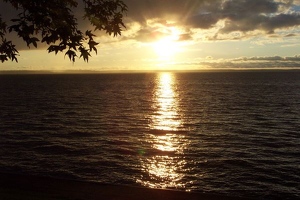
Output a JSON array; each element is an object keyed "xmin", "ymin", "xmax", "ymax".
[
  {"xmin": 0, "ymin": 173, "xmax": 252, "ymax": 200},
  {"xmin": 0, "ymin": 68, "xmax": 299, "ymax": 75}
]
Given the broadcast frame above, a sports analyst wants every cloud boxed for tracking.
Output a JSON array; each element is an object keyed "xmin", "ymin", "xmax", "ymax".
[
  {"xmin": 191, "ymin": 55, "xmax": 300, "ymax": 69},
  {"xmin": 285, "ymin": 33, "xmax": 298, "ymax": 37},
  {"xmin": 124, "ymin": 0, "xmax": 206, "ymax": 24},
  {"xmin": 1, "ymin": 0, "xmax": 300, "ymax": 53},
  {"xmin": 236, "ymin": 56, "xmax": 285, "ymax": 61},
  {"xmin": 233, "ymin": 55, "xmax": 300, "ymax": 61},
  {"xmin": 123, "ymin": 0, "xmax": 300, "ymax": 41}
]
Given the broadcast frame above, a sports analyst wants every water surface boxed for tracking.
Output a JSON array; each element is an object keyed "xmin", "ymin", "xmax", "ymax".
[{"xmin": 0, "ymin": 71, "xmax": 299, "ymax": 199}]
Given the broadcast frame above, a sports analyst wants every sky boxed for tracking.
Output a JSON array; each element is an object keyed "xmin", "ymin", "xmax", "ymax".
[{"xmin": 1, "ymin": 0, "xmax": 300, "ymax": 72}]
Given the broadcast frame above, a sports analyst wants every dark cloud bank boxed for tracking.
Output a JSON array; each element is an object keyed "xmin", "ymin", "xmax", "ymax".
[
  {"xmin": 124, "ymin": 0, "xmax": 300, "ymax": 40},
  {"xmin": 194, "ymin": 55, "xmax": 300, "ymax": 69},
  {"xmin": 1, "ymin": 0, "xmax": 299, "ymax": 42}
]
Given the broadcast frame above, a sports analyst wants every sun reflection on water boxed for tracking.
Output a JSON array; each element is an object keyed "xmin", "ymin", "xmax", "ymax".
[
  {"xmin": 150, "ymin": 73, "xmax": 181, "ymax": 131},
  {"xmin": 137, "ymin": 73, "xmax": 189, "ymax": 190}
]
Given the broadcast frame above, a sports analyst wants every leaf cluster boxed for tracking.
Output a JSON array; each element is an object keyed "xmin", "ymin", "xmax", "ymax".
[
  {"xmin": 0, "ymin": 15, "xmax": 18, "ymax": 62},
  {"xmin": 0, "ymin": 0, "xmax": 127, "ymax": 63}
]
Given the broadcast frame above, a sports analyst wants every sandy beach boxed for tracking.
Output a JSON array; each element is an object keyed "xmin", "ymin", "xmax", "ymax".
[{"xmin": 0, "ymin": 173, "xmax": 254, "ymax": 200}]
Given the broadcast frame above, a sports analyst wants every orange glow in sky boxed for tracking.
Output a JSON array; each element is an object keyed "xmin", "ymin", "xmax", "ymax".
[{"xmin": 1, "ymin": 0, "xmax": 300, "ymax": 71}]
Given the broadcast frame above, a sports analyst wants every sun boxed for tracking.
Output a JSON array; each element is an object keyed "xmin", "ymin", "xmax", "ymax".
[
  {"xmin": 153, "ymin": 38, "xmax": 177, "ymax": 58},
  {"xmin": 152, "ymin": 27, "xmax": 181, "ymax": 60}
]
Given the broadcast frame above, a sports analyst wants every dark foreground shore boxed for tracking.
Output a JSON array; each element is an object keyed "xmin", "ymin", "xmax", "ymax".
[{"xmin": 0, "ymin": 173, "xmax": 252, "ymax": 200}]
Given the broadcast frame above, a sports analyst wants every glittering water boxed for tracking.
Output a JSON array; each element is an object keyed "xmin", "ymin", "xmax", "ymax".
[{"xmin": 0, "ymin": 71, "xmax": 299, "ymax": 199}]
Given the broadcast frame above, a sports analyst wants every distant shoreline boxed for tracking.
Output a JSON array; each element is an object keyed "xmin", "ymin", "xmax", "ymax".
[{"xmin": 0, "ymin": 68, "xmax": 299, "ymax": 74}]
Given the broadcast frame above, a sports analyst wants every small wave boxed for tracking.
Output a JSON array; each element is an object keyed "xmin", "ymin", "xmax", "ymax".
[
  {"xmin": 146, "ymin": 149, "xmax": 177, "ymax": 156},
  {"xmin": 149, "ymin": 129, "xmax": 187, "ymax": 135}
]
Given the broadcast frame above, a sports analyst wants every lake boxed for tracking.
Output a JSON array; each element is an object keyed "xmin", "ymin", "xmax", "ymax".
[{"xmin": 0, "ymin": 71, "xmax": 299, "ymax": 199}]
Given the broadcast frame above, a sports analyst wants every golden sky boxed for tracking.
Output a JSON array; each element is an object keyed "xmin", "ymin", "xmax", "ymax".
[{"xmin": 1, "ymin": 0, "xmax": 300, "ymax": 71}]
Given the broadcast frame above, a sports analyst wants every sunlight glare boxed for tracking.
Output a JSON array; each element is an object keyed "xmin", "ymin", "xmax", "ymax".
[
  {"xmin": 151, "ymin": 73, "xmax": 181, "ymax": 131},
  {"xmin": 152, "ymin": 27, "xmax": 181, "ymax": 60},
  {"xmin": 137, "ymin": 73, "xmax": 190, "ymax": 190}
]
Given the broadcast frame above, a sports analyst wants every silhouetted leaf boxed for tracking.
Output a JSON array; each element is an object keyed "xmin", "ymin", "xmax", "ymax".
[
  {"xmin": 30, "ymin": 37, "xmax": 39, "ymax": 48},
  {"xmin": 88, "ymin": 40, "xmax": 99, "ymax": 53},
  {"xmin": 86, "ymin": 30, "xmax": 96, "ymax": 40},
  {"xmin": 79, "ymin": 47, "xmax": 90, "ymax": 62},
  {"xmin": 65, "ymin": 49, "xmax": 77, "ymax": 62}
]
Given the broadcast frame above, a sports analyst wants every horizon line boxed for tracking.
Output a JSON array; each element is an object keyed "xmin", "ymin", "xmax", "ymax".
[{"xmin": 0, "ymin": 68, "xmax": 299, "ymax": 74}]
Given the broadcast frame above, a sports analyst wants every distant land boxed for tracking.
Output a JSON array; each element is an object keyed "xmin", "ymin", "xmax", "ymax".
[{"xmin": 0, "ymin": 68, "xmax": 299, "ymax": 74}]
